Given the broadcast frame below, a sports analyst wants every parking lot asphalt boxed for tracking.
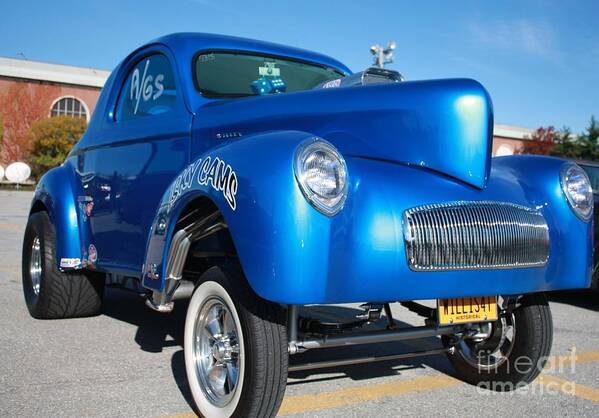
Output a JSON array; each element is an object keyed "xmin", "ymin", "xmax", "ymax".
[{"xmin": 1, "ymin": 190, "xmax": 598, "ymax": 417}]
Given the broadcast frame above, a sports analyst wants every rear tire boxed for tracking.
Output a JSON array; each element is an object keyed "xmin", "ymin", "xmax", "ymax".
[
  {"xmin": 445, "ymin": 293, "xmax": 553, "ymax": 390},
  {"xmin": 22, "ymin": 211, "xmax": 104, "ymax": 319},
  {"xmin": 184, "ymin": 265, "xmax": 288, "ymax": 418}
]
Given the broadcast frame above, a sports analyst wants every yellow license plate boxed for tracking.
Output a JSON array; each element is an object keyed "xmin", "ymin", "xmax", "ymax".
[{"xmin": 437, "ymin": 296, "xmax": 498, "ymax": 325}]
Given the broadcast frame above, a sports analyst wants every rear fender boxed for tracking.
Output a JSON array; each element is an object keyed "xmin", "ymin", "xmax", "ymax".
[{"xmin": 30, "ymin": 163, "xmax": 91, "ymax": 270}]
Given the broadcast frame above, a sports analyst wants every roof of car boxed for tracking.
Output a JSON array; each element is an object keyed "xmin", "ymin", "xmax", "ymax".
[
  {"xmin": 148, "ymin": 32, "xmax": 352, "ymax": 75},
  {"xmin": 73, "ymin": 33, "xmax": 353, "ymax": 151}
]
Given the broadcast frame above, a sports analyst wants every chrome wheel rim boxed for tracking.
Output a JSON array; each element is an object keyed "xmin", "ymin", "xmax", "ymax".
[
  {"xmin": 457, "ymin": 311, "xmax": 516, "ymax": 371},
  {"xmin": 192, "ymin": 296, "xmax": 241, "ymax": 407},
  {"xmin": 30, "ymin": 236, "xmax": 42, "ymax": 296}
]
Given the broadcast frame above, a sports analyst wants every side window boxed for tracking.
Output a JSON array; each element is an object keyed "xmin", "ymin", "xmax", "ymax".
[{"xmin": 116, "ymin": 53, "xmax": 177, "ymax": 121}]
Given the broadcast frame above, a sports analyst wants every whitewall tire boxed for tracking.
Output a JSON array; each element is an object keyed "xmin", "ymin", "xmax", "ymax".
[{"xmin": 184, "ymin": 265, "xmax": 288, "ymax": 418}]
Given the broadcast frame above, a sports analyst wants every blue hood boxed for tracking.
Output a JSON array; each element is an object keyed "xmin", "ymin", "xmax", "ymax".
[{"xmin": 193, "ymin": 78, "xmax": 493, "ymax": 189}]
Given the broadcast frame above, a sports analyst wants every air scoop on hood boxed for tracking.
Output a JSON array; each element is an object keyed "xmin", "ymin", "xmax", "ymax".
[
  {"xmin": 193, "ymin": 78, "xmax": 494, "ymax": 189},
  {"xmin": 315, "ymin": 67, "xmax": 403, "ymax": 89}
]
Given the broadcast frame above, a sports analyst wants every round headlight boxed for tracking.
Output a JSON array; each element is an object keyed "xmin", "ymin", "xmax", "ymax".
[
  {"xmin": 294, "ymin": 138, "xmax": 348, "ymax": 216},
  {"xmin": 560, "ymin": 163, "xmax": 593, "ymax": 221}
]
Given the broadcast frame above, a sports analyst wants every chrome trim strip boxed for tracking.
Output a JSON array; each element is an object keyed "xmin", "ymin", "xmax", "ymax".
[{"xmin": 403, "ymin": 201, "xmax": 550, "ymax": 271}]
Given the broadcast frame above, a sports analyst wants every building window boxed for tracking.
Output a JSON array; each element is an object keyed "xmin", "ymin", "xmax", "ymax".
[{"xmin": 50, "ymin": 97, "xmax": 88, "ymax": 120}]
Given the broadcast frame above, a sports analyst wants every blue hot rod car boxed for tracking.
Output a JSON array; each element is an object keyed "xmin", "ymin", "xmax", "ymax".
[{"xmin": 22, "ymin": 33, "xmax": 593, "ymax": 417}]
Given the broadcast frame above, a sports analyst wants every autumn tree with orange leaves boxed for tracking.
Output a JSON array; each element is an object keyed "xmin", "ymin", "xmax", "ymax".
[
  {"xmin": 516, "ymin": 117, "xmax": 599, "ymax": 161},
  {"xmin": 516, "ymin": 126, "xmax": 558, "ymax": 156},
  {"xmin": 0, "ymin": 82, "xmax": 59, "ymax": 164}
]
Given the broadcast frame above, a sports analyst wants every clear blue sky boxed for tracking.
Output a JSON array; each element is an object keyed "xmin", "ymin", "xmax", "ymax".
[{"xmin": 1, "ymin": 0, "xmax": 597, "ymax": 132}]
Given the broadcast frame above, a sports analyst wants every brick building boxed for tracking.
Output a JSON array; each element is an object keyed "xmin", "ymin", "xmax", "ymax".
[
  {"xmin": 493, "ymin": 124, "xmax": 534, "ymax": 156},
  {"xmin": 0, "ymin": 56, "xmax": 532, "ymax": 163},
  {"xmin": 0, "ymin": 57, "xmax": 109, "ymax": 121},
  {"xmin": 0, "ymin": 57, "xmax": 110, "ymax": 165}
]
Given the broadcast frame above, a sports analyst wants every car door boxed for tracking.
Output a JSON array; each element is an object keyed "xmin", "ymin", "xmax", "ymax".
[{"xmin": 88, "ymin": 48, "xmax": 191, "ymax": 274}]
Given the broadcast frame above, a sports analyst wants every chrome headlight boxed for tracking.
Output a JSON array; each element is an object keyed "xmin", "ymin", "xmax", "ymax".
[
  {"xmin": 560, "ymin": 163, "xmax": 593, "ymax": 221},
  {"xmin": 294, "ymin": 138, "xmax": 348, "ymax": 216}
]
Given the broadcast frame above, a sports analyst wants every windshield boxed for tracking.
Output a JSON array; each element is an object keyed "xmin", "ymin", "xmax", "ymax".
[
  {"xmin": 194, "ymin": 52, "xmax": 344, "ymax": 98},
  {"xmin": 581, "ymin": 164, "xmax": 599, "ymax": 195}
]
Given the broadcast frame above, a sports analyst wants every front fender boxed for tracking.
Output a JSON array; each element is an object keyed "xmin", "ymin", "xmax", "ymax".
[
  {"xmin": 143, "ymin": 138, "xmax": 593, "ymax": 304},
  {"xmin": 491, "ymin": 155, "xmax": 593, "ymax": 288},
  {"xmin": 142, "ymin": 130, "xmax": 334, "ymax": 300},
  {"xmin": 30, "ymin": 162, "xmax": 89, "ymax": 270}
]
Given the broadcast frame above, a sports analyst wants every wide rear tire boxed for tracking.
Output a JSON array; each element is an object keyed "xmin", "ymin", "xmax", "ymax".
[
  {"xmin": 22, "ymin": 211, "xmax": 105, "ymax": 319},
  {"xmin": 184, "ymin": 265, "xmax": 288, "ymax": 418}
]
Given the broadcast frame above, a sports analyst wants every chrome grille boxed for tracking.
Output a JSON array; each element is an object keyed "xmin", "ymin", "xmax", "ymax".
[{"xmin": 403, "ymin": 201, "xmax": 550, "ymax": 271}]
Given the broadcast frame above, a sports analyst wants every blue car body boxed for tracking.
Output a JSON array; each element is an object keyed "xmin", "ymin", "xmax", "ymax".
[{"xmin": 31, "ymin": 33, "xmax": 592, "ymax": 305}]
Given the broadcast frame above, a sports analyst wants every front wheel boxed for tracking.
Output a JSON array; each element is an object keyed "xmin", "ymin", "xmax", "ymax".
[
  {"xmin": 445, "ymin": 293, "xmax": 553, "ymax": 391},
  {"xmin": 184, "ymin": 265, "xmax": 288, "ymax": 418}
]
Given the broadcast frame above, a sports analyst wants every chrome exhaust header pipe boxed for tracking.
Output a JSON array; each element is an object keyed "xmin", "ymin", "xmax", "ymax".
[
  {"xmin": 146, "ymin": 210, "xmax": 226, "ymax": 313},
  {"xmin": 289, "ymin": 347, "xmax": 450, "ymax": 372},
  {"xmin": 289, "ymin": 324, "xmax": 460, "ymax": 353}
]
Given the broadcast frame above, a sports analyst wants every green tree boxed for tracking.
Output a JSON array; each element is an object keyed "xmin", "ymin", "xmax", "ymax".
[
  {"xmin": 580, "ymin": 115, "xmax": 599, "ymax": 159},
  {"xmin": 552, "ymin": 116, "xmax": 599, "ymax": 161},
  {"xmin": 550, "ymin": 127, "xmax": 579, "ymax": 158},
  {"xmin": 28, "ymin": 116, "xmax": 86, "ymax": 178}
]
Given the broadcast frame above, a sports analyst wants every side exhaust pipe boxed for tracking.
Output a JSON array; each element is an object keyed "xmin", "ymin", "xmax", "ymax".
[{"xmin": 146, "ymin": 210, "xmax": 226, "ymax": 312}]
